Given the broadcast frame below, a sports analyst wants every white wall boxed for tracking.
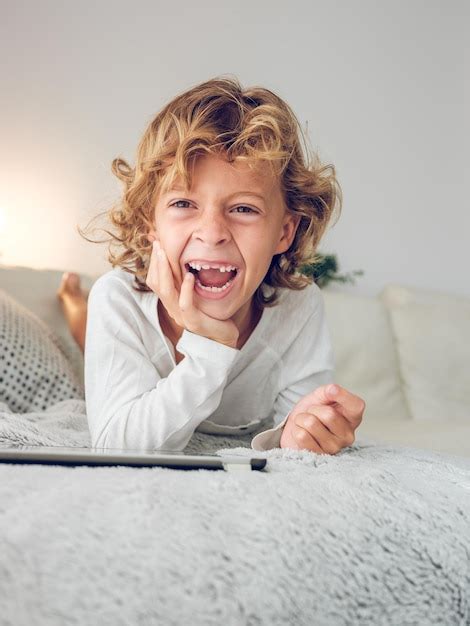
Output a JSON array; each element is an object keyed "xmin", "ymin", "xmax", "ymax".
[{"xmin": 0, "ymin": 0, "xmax": 468, "ymax": 297}]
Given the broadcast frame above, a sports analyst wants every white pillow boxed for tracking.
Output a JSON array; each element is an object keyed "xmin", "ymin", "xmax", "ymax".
[
  {"xmin": 380, "ymin": 284, "xmax": 470, "ymax": 421},
  {"xmin": 322, "ymin": 288, "xmax": 411, "ymax": 422},
  {"xmin": 0, "ymin": 288, "xmax": 84, "ymax": 413}
]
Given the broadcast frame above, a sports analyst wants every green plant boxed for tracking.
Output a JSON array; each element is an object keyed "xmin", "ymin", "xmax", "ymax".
[{"xmin": 299, "ymin": 253, "xmax": 364, "ymax": 289}]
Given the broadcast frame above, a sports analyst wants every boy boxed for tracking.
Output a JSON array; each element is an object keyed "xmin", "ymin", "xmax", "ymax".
[{"xmin": 63, "ymin": 76, "xmax": 365, "ymax": 452}]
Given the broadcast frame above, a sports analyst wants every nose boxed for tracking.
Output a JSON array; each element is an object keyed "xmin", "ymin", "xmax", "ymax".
[{"xmin": 193, "ymin": 211, "xmax": 231, "ymax": 246}]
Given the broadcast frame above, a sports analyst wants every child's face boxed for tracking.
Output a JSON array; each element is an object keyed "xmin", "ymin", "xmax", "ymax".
[{"xmin": 148, "ymin": 152, "xmax": 300, "ymax": 321}]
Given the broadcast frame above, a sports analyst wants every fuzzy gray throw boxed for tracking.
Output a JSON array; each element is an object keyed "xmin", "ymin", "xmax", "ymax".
[{"xmin": 1, "ymin": 400, "xmax": 469, "ymax": 626}]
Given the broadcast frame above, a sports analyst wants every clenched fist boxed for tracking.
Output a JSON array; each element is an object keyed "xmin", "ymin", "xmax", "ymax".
[{"xmin": 280, "ymin": 384, "xmax": 365, "ymax": 454}]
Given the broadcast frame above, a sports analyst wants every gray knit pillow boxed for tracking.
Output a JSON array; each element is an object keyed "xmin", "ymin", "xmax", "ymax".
[{"xmin": 0, "ymin": 288, "xmax": 84, "ymax": 412}]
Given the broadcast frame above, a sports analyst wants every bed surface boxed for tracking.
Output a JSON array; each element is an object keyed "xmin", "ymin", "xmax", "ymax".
[{"xmin": 1, "ymin": 399, "xmax": 469, "ymax": 625}]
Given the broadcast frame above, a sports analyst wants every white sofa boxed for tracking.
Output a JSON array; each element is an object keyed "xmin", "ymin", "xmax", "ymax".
[
  {"xmin": 1, "ymin": 264, "xmax": 469, "ymax": 458},
  {"xmin": 323, "ymin": 283, "xmax": 470, "ymax": 458}
]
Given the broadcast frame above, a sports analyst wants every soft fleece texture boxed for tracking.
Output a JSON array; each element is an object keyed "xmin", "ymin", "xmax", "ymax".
[{"xmin": 0, "ymin": 400, "xmax": 469, "ymax": 626}]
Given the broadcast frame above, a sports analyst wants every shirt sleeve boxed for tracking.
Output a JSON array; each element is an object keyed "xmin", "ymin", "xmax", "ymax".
[
  {"xmin": 250, "ymin": 288, "xmax": 335, "ymax": 451},
  {"xmin": 84, "ymin": 278, "xmax": 239, "ymax": 451}
]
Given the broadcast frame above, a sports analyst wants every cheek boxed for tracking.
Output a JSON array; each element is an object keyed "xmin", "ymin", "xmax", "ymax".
[
  {"xmin": 243, "ymin": 233, "xmax": 271, "ymax": 257},
  {"xmin": 244, "ymin": 237, "xmax": 276, "ymax": 267},
  {"xmin": 155, "ymin": 236, "xmax": 183, "ymax": 279}
]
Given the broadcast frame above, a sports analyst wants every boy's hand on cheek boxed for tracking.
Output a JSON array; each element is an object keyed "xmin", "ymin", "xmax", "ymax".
[
  {"xmin": 146, "ymin": 240, "xmax": 240, "ymax": 349},
  {"xmin": 279, "ymin": 384, "xmax": 365, "ymax": 454}
]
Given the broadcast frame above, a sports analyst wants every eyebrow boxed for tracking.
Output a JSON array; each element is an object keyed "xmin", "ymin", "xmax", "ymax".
[{"xmin": 167, "ymin": 188, "xmax": 266, "ymax": 201}]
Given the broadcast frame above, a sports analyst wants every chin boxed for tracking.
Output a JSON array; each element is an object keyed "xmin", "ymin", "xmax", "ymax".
[{"xmin": 198, "ymin": 301, "xmax": 234, "ymax": 317}]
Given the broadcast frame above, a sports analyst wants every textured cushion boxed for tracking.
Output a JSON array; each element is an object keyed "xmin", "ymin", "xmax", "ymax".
[
  {"xmin": 0, "ymin": 264, "xmax": 97, "ymax": 384},
  {"xmin": 380, "ymin": 284, "xmax": 470, "ymax": 421},
  {"xmin": 0, "ymin": 288, "xmax": 84, "ymax": 412},
  {"xmin": 322, "ymin": 288, "xmax": 411, "ymax": 422}
]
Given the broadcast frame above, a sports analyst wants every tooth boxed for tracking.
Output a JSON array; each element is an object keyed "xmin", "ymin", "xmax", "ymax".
[{"xmin": 188, "ymin": 262, "xmax": 238, "ymax": 272}]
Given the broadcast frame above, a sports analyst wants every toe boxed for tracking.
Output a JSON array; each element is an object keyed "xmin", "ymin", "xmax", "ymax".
[
  {"xmin": 67, "ymin": 273, "xmax": 81, "ymax": 293},
  {"xmin": 57, "ymin": 272, "xmax": 83, "ymax": 299},
  {"xmin": 57, "ymin": 272, "xmax": 70, "ymax": 298}
]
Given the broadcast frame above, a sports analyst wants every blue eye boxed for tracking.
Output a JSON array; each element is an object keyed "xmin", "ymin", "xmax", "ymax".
[{"xmin": 169, "ymin": 200, "xmax": 257, "ymax": 214}]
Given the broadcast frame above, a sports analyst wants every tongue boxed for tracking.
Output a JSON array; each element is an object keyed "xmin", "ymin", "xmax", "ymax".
[{"xmin": 198, "ymin": 269, "xmax": 235, "ymax": 288}]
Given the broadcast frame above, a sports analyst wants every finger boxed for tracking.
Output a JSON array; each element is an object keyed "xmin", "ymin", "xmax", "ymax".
[
  {"xmin": 177, "ymin": 271, "xmax": 223, "ymax": 335},
  {"xmin": 179, "ymin": 271, "xmax": 195, "ymax": 314},
  {"xmin": 295, "ymin": 406, "xmax": 355, "ymax": 448},
  {"xmin": 145, "ymin": 240, "xmax": 160, "ymax": 292},
  {"xmin": 295, "ymin": 413, "xmax": 344, "ymax": 455},
  {"xmin": 314, "ymin": 384, "xmax": 366, "ymax": 427},
  {"xmin": 155, "ymin": 242, "xmax": 180, "ymax": 309},
  {"xmin": 292, "ymin": 424, "xmax": 324, "ymax": 454}
]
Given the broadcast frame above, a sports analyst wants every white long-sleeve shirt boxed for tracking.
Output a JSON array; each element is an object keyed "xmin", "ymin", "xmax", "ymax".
[{"xmin": 84, "ymin": 268, "xmax": 335, "ymax": 452}]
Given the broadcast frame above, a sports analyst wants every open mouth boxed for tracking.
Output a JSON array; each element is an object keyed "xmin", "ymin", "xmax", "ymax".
[{"xmin": 184, "ymin": 263, "xmax": 240, "ymax": 294}]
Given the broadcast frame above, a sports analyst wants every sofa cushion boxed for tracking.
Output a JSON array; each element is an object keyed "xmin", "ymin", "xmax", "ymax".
[
  {"xmin": 322, "ymin": 288, "xmax": 411, "ymax": 422},
  {"xmin": 0, "ymin": 288, "xmax": 84, "ymax": 412},
  {"xmin": 380, "ymin": 284, "xmax": 470, "ymax": 421},
  {"xmin": 0, "ymin": 264, "xmax": 97, "ymax": 385}
]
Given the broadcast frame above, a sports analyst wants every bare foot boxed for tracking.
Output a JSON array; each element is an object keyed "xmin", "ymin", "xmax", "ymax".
[{"xmin": 57, "ymin": 272, "xmax": 89, "ymax": 353}]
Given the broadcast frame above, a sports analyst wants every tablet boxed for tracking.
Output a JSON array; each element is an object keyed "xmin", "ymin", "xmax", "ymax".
[{"xmin": 0, "ymin": 445, "xmax": 267, "ymax": 472}]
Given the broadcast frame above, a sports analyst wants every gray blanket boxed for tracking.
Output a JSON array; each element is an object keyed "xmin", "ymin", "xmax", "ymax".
[{"xmin": 1, "ymin": 400, "xmax": 469, "ymax": 626}]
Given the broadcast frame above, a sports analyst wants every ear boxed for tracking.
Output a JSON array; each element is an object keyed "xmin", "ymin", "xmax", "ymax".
[
  {"xmin": 274, "ymin": 212, "xmax": 301, "ymax": 255},
  {"xmin": 147, "ymin": 227, "xmax": 158, "ymax": 244}
]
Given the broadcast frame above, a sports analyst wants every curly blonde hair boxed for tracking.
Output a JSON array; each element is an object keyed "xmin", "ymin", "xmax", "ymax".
[{"xmin": 80, "ymin": 74, "xmax": 342, "ymax": 310}]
